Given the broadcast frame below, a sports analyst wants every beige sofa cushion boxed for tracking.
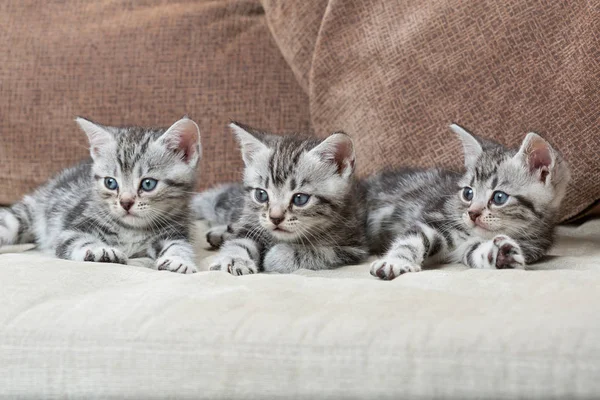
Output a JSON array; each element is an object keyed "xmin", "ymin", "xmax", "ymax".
[{"xmin": 1, "ymin": 220, "xmax": 599, "ymax": 398}]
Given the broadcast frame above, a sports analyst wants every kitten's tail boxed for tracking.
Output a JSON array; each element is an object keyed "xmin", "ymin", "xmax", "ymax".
[
  {"xmin": 191, "ymin": 183, "xmax": 245, "ymax": 225},
  {"xmin": 0, "ymin": 197, "xmax": 36, "ymax": 246}
]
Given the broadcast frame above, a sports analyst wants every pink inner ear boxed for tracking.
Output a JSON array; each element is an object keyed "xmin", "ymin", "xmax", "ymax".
[
  {"xmin": 332, "ymin": 140, "xmax": 354, "ymax": 174},
  {"xmin": 176, "ymin": 130, "xmax": 197, "ymax": 162},
  {"xmin": 527, "ymin": 140, "xmax": 553, "ymax": 182},
  {"xmin": 529, "ymin": 149, "xmax": 552, "ymax": 170},
  {"xmin": 164, "ymin": 120, "xmax": 199, "ymax": 163}
]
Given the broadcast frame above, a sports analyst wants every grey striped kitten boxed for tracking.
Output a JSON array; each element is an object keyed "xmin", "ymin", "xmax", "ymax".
[
  {"xmin": 199, "ymin": 122, "xmax": 368, "ymax": 275},
  {"xmin": 0, "ymin": 117, "xmax": 201, "ymax": 274},
  {"xmin": 367, "ymin": 124, "xmax": 570, "ymax": 279}
]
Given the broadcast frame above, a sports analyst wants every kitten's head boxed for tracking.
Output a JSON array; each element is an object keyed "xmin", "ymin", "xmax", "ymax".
[
  {"xmin": 76, "ymin": 117, "xmax": 201, "ymax": 228},
  {"xmin": 450, "ymin": 124, "xmax": 570, "ymax": 239},
  {"xmin": 231, "ymin": 122, "xmax": 355, "ymax": 241}
]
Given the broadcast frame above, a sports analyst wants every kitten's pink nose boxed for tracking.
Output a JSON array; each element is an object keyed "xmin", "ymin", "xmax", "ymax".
[
  {"xmin": 270, "ymin": 215, "xmax": 284, "ymax": 226},
  {"xmin": 468, "ymin": 210, "xmax": 481, "ymax": 222},
  {"xmin": 120, "ymin": 199, "xmax": 134, "ymax": 211}
]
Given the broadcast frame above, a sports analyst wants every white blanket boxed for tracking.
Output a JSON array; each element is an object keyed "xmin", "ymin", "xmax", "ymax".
[{"xmin": 1, "ymin": 220, "xmax": 599, "ymax": 399}]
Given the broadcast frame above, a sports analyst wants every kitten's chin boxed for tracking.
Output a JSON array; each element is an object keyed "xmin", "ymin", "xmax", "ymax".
[
  {"xmin": 269, "ymin": 228, "xmax": 299, "ymax": 241},
  {"xmin": 115, "ymin": 213, "xmax": 149, "ymax": 228}
]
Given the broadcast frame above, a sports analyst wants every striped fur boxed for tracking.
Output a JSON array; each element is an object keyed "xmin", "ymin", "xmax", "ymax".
[
  {"xmin": 0, "ymin": 117, "xmax": 201, "ymax": 274},
  {"xmin": 203, "ymin": 122, "xmax": 368, "ymax": 275},
  {"xmin": 368, "ymin": 124, "xmax": 571, "ymax": 279},
  {"xmin": 192, "ymin": 183, "xmax": 245, "ymax": 248}
]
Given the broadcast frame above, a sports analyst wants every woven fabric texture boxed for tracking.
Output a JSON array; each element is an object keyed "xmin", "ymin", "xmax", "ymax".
[
  {"xmin": 2, "ymin": 0, "xmax": 599, "ymax": 220},
  {"xmin": 0, "ymin": 0, "xmax": 310, "ymax": 204},
  {"xmin": 263, "ymin": 0, "xmax": 600, "ymax": 220}
]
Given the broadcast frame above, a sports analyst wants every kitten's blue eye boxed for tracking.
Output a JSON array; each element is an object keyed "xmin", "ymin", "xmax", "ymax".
[
  {"xmin": 104, "ymin": 177, "xmax": 118, "ymax": 190},
  {"xmin": 292, "ymin": 193, "xmax": 310, "ymax": 207},
  {"xmin": 254, "ymin": 189, "xmax": 269, "ymax": 203},
  {"xmin": 492, "ymin": 191, "xmax": 509, "ymax": 205},
  {"xmin": 462, "ymin": 187, "xmax": 474, "ymax": 202},
  {"xmin": 140, "ymin": 178, "xmax": 158, "ymax": 192}
]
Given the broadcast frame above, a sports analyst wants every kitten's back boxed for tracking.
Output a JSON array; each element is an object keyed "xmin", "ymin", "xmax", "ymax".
[
  {"xmin": 192, "ymin": 183, "xmax": 245, "ymax": 225},
  {"xmin": 364, "ymin": 168, "xmax": 461, "ymax": 254}
]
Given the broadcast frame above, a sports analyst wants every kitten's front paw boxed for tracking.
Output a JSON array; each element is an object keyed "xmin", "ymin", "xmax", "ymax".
[
  {"xmin": 370, "ymin": 257, "xmax": 421, "ymax": 280},
  {"xmin": 0, "ymin": 211, "xmax": 17, "ymax": 246},
  {"xmin": 492, "ymin": 235, "xmax": 525, "ymax": 269},
  {"xmin": 0, "ymin": 226, "xmax": 12, "ymax": 247},
  {"xmin": 156, "ymin": 256, "xmax": 198, "ymax": 274},
  {"xmin": 73, "ymin": 246, "xmax": 128, "ymax": 264},
  {"xmin": 263, "ymin": 244, "xmax": 296, "ymax": 273},
  {"xmin": 209, "ymin": 254, "xmax": 257, "ymax": 276}
]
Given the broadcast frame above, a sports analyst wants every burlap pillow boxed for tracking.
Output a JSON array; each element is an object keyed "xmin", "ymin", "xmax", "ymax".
[
  {"xmin": 0, "ymin": 0, "xmax": 310, "ymax": 205},
  {"xmin": 262, "ymin": 0, "xmax": 600, "ymax": 221}
]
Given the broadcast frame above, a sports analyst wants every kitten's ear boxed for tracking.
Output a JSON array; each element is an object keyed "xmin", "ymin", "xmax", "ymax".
[
  {"xmin": 76, "ymin": 117, "xmax": 115, "ymax": 159},
  {"xmin": 229, "ymin": 122, "xmax": 269, "ymax": 165},
  {"xmin": 309, "ymin": 132, "xmax": 355, "ymax": 176},
  {"xmin": 450, "ymin": 124, "xmax": 483, "ymax": 168},
  {"xmin": 514, "ymin": 132, "xmax": 555, "ymax": 183},
  {"xmin": 159, "ymin": 117, "xmax": 202, "ymax": 165}
]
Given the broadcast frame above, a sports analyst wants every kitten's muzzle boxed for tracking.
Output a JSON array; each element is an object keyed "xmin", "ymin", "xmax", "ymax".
[
  {"xmin": 468, "ymin": 210, "xmax": 482, "ymax": 222},
  {"xmin": 268, "ymin": 207, "xmax": 286, "ymax": 226},
  {"xmin": 120, "ymin": 199, "xmax": 135, "ymax": 212},
  {"xmin": 270, "ymin": 216, "xmax": 284, "ymax": 226}
]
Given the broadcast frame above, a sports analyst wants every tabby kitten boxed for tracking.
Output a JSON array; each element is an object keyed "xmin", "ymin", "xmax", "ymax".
[
  {"xmin": 201, "ymin": 122, "xmax": 368, "ymax": 275},
  {"xmin": 367, "ymin": 124, "xmax": 570, "ymax": 280},
  {"xmin": 0, "ymin": 117, "xmax": 201, "ymax": 274}
]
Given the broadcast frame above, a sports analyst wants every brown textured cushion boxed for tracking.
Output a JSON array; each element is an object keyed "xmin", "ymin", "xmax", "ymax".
[
  {"xmin": 262, "ymin": 0, "xmax": 600, "ymax": 221},
  {"xmin": 0, "ymin": 0, "xmax": 310, "ymax": 205},
  {"xmin": 260, "ymin": 0, "xmax": 328, "ymax": 94}
]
